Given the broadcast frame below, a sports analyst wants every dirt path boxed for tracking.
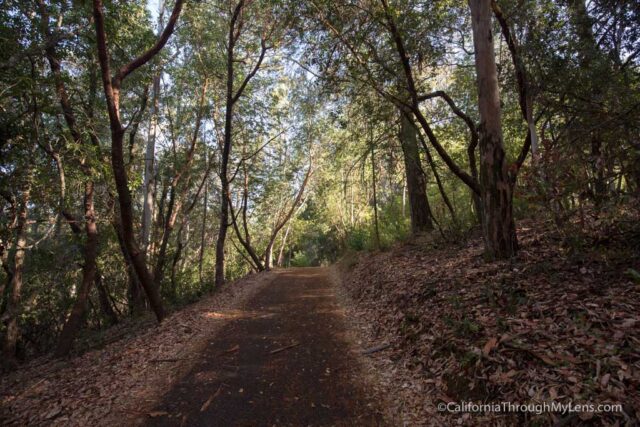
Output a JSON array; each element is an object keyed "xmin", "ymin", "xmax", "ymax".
[{"xmin": 146, "ymin": 267, "xmax": 385, "ymax": 427}]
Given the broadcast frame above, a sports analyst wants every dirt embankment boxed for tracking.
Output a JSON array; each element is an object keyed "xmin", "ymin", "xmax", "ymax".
[{"xmin": 333, "ymin": 217, "xmax": 640, "ymax": 426}]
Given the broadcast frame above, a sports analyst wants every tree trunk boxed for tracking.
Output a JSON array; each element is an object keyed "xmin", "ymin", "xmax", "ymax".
[
  {"xmin": 417, "ymin": 127, "xmax": 458, "ymax": 224},
  {"xmin": 55, "ymin": 181, "xmax": 98, "ymax": 357},
  {"xmin": 111, "ymin": 129, "xmax": 165, "ymax": 320},
  {"xmin": 469, "ymin": 0, "xmax": 518, "ymax": 259},
  {"xmin": 142, "ymin": 75, "xmax": 159, "ymax": 254},
  {"xmin": 276, "ymin": 221, "xmax": 292, "ymax": 267},
  {"xmin": 371, "ymin": 142, "xmax": 381, "ymax": 249},
  {"xmin": 2, "ymin": 169, "xmax": 33, "ymax": 364},
  {"xmin": 198, "ymin": 179, "xmax": 208, "ymax": 287},
  {"xmin": 215, "ymin": 9, "xmax": 238, "ymax": 287},
  {"xmin": 91, "ymin": 0, "xmax": 185, "ymax": 321},
  {"xmin": 567, "ymin": 0, "xmax": 609, "ymax": 204},
  {"xmin": 215, "ymin": 0, "xmax": 266, "ymax": 285},
  {"xmin": 264, "ymin": 166, "xmax": 311, "ymax": 268},
  {"xmin": 111, "ymin": 210, "xmax": 145, "ymax": 315},
  {"xmin": 94, "ymin": 272, "xmax": 118, "ymax": 325},
  {"xmin": 154, "ymin": 186, "xmax": 180, "ymax": 290},
  {"xmin": 264, "ymin": 242, "xmax": 274, "ymax": 270},
  {"xmin": 39, "ymin": 0, "xmax": 105, "ymax": 349},
  {"xmin": 399, "ymin": 112, "xmax": 434, "ymax": 234},
  {"xmin": 170, "ymin": 226, "xmax": 184, "ymax": 297}
]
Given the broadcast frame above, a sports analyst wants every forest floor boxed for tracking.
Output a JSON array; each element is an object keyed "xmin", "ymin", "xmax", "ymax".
[
  {"xmin": 1, "ymin": 210, "xmax": 638, "ymax": 427},
  {"xmin": 0, "ymin": 271, "xmax": 278, "ymax": 426},
  {"xmin": 335, "ymin": 208, "xmax": 640, "ymax": 426}
]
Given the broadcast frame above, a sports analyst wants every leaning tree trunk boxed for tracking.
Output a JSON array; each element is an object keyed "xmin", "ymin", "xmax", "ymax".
[
  {"xmin": 264, "ymin": 242, "xmax": 275, "ymax": 271},
  {"xmin": 112, "ymin": 216, "xmax": 145, "ymax": 315},
  {"xmin": 469, "ymin": 0, "xmax": 517, "ymax": 259},
  {"xmin": 94, "ymin": 272, "xmax": 118, "ymax": 325},
  {"xmin": 400, "ymin": 112, "xmax": 434, "ymax": 234},
  {"xmin": 263, "ymin": 166, "xmax": 312, "ymax": 269},
  {"xmin": 276, "ymin": 221, "xmax": 293, "ymax": 267}
]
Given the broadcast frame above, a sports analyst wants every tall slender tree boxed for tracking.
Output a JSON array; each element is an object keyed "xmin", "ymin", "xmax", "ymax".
[{"xmin": 469, "ymin": 0, "xmax": 517, "ymax": 259}]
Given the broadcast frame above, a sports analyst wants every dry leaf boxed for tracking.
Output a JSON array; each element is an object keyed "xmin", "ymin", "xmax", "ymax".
[{"xmin": 482, "ymin": 337, "xmax": 498, "ymax": 356}]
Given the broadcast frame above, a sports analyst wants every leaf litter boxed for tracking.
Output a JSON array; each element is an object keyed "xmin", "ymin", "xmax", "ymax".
[
  {"xmin": 334, "ymin": 210, "xmax": 640, "ymax": 426},
  {"xmin": 0, "ymin": 272, "xmax": 275, "ymax": 426}
]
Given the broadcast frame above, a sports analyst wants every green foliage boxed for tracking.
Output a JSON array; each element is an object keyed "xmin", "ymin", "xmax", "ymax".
[{"xmin": 290, "ymin": 251, "xmax": 312, "ymax": 267}]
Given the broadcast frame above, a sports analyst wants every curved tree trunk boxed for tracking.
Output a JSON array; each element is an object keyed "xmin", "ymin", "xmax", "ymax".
[
  {"xmin": 215, "ymin": 0, "xmax": 267, "ymax": 286},
  {"xmin": 198, "ymin": 179, "xmax": 208, "ymax": 287},
  {"xmin": 91, "ymin": 0, "xmax": 186, "ymax": 320}
]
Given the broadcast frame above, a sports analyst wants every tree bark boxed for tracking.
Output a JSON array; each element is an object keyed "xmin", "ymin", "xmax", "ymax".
[
  {"xmin": 0, "ymin": 195, "xmax": 16, "ymax": 314},
  {"xmin": 154, "ymin": 80, "xmax": 207, "ymax": 292},
  {"xmin": 112, "ymin": 214, "xmax": 145, "ymax": 315},
  {"xmin": 2, "ymin": 165, "xmax": 33, "ymax": 364},
  {"xmin": 469, "ymin": 0, "xmax": 518, "ymax": 259},
  {"xmin": 142, "ymin": 74, "xmax": 159, "ymax": 254},
  {"xmin": 215, "ymin": 2, "xmax": 242, "ymax": 287},
  {"xmin": 370, "ymin": 142, "xmax": 381, "ymax": 249},
  {"xmin": 198, "ymin": 178, "xmax": 208, "ymax": 287},
  {"xmin": 55, "ymin": 181, "xmax": 98, "ymax": 356},
  {"xmin": 228, "ymin": 166, "xmax": 265, "ymax": 271},
  {"xmin": 399, "ymin": 112, "xmax": 434, "ymax": 234},
  {"xmin": 413, "ymin": 124, "xmax": 458, "ymax": 224},
  {"xmin": 491, "ymin": 0, "xmax": 538, "ymax": 167},
  {"xmin": 38, "ymin": 2, "xmax": 103, "ymax": 354},
  {"xmin": 94, "ymin": 269, "xmax": 118, "ymax": 325},
  {"xmin": 276, "ymin": 221, "xmax": 292, "ymax": 267}
]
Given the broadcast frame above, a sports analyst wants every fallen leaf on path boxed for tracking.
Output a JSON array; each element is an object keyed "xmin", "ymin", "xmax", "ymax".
[
  {"xmin": 223, "ymin": 344, "xmax": 240, "ymax": 353},
  {"xmin": 482, "ymin": 337, "xmax": 498, "ymax": 356}
]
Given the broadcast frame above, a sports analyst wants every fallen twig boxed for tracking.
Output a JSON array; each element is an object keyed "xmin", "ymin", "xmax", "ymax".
[
  {"xmin": 200, "ymin": 386, "xmax": 222, "ymax": 412},
  {"xmin": 361, "ymin": 343, "xmax": 391, "ymax": 355},
  {"xmin": 149, "ymin": 357, "xmax": 195, "ymax": 363},
  {"xmin": 270, "ymin": 342, "xmax": 300, "ymax": 355}
]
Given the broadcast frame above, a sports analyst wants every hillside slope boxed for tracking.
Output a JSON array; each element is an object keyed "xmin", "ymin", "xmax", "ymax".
[{"xmin": 335, "ymin": 214, "xmax": 640, "ymax": 426}]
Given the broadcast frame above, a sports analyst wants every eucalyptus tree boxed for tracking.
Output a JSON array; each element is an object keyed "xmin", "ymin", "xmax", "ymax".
[{"xmin": 468, "ymin": 0, "xmax": 517, "ymax": 257}]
